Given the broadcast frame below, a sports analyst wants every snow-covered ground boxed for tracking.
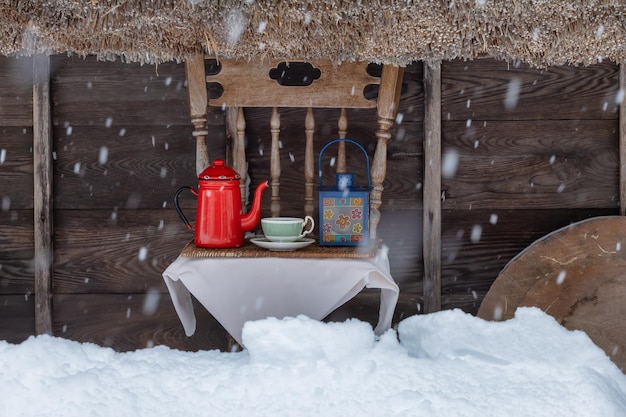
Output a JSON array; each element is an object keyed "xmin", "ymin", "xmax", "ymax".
[{"xmin": 1, "ymin": 307, "xmax": 625, "ymax": 417}]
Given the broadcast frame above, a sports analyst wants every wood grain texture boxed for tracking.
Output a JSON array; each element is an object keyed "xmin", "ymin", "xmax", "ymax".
[
  {"xmin": 0, "ymin": 295, "xmax": 35, "ymax": 343},
  {"xmin": 441, "ymin": 208, "xmax": 618, "ymax": 315},
  {"xmin": 423, "ymin": 60, "xmax": 442, "ymax": 313},
  {"xmin": 52, "ymin": 125, "xmax": 197, "ymax": 209},
  {"xmin": 50, "ymin": 55, "xmax": 189, "ymax": 127},
  {"xmin": 53, "ymin": 209, "xmax": 193, "ymax": 293},
  {"xmin": 0, "ymin": 258, "xmax": 34, "ymax": 294},
  {"xmin": 0, "ymin": 127, "xmax": 34, "ymax": 209},
  {"xmin": 33, "ymin": 54, "xmax": 53, "ymax": 335},
  {"xmin": 477, "ymin": 216, "xmax": 626, "ymax": 371},
  {"xmin": 53, "ymin": 294, "xmax": 231, "ymax": 352},
  {"xmin": 184, "ymin": 55, "xmax": 208, "ymax": 119},
  {"xmin": 0, "ymin": 210, "xmax": 34, "ymax": 295},
  {"xmin": 0, "ymin": 56, "xmax": 33, "ymax": 127},
  {"xmin": 375, "ymin": 209, "xmax": 423, "ymax": 287},
  {"xmin": 441, "ymin": 120, "xmax": 619, "ymax": 209},
  {"xmin": 0, "ymin": 209, "xmax": 34, "ymax": 259},
  {"xmin": 206, "ymin": 58, "xmax": 379, "ymax": 109},
  {"xmin": 442, "ymin": 59, "xmax": 619, "ymax": 121}
]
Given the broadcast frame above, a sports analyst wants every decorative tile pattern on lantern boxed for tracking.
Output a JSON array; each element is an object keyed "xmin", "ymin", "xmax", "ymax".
[
  {"xmin": 319, "ymin": 189, "xmax": 369, "ymax": 246},
  {"xmin": 318, "ymin": 138, "xmax": 371, "ymax": 247}
]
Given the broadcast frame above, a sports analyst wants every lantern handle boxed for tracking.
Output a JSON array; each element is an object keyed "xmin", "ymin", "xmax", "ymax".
[{"xmin": 318, "ymin": 138, "xmax": 370, "ymax": 189}]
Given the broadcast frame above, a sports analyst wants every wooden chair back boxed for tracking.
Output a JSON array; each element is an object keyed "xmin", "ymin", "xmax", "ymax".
[{"xmin": 184, "ymin": 55, "xmax": 403, "ymax": 240}]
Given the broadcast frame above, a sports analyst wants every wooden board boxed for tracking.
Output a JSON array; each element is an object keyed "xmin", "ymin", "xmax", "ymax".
[
  {"xmin": 50, "ymin": 55, "xmax": 190, "ymax": 127},
  {"xmin": 52, "ymin": 125, "xmax": 197, "ymax": 209},
  {"xmin": 423, "ymin": 60, "xmax": 442, "ymax": 313},
  {"xmin": 0, "ymin": 295, "xmax": 35, "ymax": 343},
  {"xmin": 53, "ymin": 209, "xmax": 192, "ymax": 293},
  {"xmin": 442, "ymin": 59, "xmax": 619, "ymax": 121},
  {"xmin": 0, "ymin": 56, "xmax": 33, "ymax": 127},
  {"xmin": 478, "ymin": 216, "xmax": 626, "ymax": 372},
  {"xmin": 53, "ymin": 293, "xmax": 231, "ymax": 352},
  {"xmin": 0, "ymin": 127, "xmax": 34, "ymax": 209},
  {"xmin": 33, "ymin": 53, "xmax": 53, "ymax": 335},
  {"xmin": 206, "ymin": 58, "xmax": 379, "ymax": 109},
  {"xmin": 441, "ymin": 119, "xmax": 619, "ymax": 210}
]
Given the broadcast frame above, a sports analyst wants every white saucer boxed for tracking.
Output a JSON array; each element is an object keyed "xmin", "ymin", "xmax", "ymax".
[{"xmin": 250, "ymin": 237, "xmax": 315, "ymax": 252}]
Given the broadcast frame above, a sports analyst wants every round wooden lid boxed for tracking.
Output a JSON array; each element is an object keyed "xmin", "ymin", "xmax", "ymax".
[{"xmin": 478, "ymin": 216, "xmax": 626, "ymax": 372}]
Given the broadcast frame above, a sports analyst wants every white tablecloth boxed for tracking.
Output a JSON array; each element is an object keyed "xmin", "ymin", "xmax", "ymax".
[{"xmin": 162, "ymin": 249, "xmax": 399, "ymax": 345}]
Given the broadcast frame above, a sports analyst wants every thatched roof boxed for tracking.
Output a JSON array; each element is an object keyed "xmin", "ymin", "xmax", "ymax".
[{"xmin": 2, "ymin": 0, "xmax": 626, "ymax": 67}]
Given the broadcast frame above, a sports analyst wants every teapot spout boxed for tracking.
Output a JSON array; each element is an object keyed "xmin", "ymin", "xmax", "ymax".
[{"xmin": 241, "ymin": 180, "xmax": 269, "ymax": 232}]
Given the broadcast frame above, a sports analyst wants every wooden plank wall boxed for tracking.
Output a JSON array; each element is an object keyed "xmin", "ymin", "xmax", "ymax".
[
  {"xmin": 49, "ymin": 56, "xmax": 234, "ymax": 351},
  {"xmin": 439, "ymin": 59, "xmax": 619, "ymax": 311},
  {"xmin": 0, "ymin": 55, "xmax": 620, "ymax": 351},
  {"xmin": 0, "ymin": 56, "xmax": 35, "ymax": 343}
]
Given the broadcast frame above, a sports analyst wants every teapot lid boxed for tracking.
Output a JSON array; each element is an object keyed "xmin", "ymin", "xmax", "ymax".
[{"xmin": 198, "ymin": 159, "xmax": 241, "ymax": 180}]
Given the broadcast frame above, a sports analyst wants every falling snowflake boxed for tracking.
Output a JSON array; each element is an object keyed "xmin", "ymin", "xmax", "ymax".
[
  {"xmin": 504, "ymin": 77, "xmax": 522, "ymax": 110},
  {"xmin": 442, "ymin": 148, "xmax": 459, "ymax": 178},
  {"xmin": 99, "ymin": 146, "xmax": 109, "ymax": 165}
]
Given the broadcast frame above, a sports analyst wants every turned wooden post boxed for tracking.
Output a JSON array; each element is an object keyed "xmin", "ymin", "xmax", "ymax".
[
  {"xmin": 270, "ymin": 107, "xmax": 281, "ymax": 216},
  {"xmin": 369, "ymin": 65, "xmax": 404, "ymax": 240},
  {"xmin": 619, "ymin": 62, "xmax": 626, "ymax": 216},
  {"xmin": 337, "ymin": 108, "xmax": 348, "ymax": 173},
  {"xmin": 229, "ymin": 107, "xmax": 247, "ymax": 212},
  {"xmin": 304, "ymin": 107, "xmax": 315, "ymax": 217},
  {"xmin": 185, "ymin": 54, "xmax": 210, "ymax": 175}
]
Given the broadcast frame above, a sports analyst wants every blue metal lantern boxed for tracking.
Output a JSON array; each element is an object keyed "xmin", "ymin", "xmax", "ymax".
[{"xmin": 318, "ymin": 139, "xmax": 370, "ymax": 246}]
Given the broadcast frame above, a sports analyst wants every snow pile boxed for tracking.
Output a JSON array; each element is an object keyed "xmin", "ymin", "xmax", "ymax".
[{"xmin": 0, "ymin": 307, "xmax": 624, "ymax": 417}]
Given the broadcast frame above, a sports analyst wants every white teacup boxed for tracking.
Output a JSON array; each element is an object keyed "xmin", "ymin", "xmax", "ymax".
[{"xmin": 261, "ymin": 216, "xmax": 315, "ymax": 242}]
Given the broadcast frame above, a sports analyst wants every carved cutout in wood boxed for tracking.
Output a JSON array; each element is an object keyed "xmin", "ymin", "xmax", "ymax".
[{"xmin": 268, "ymin": 62, "xmax": 321, "ymax": 87}]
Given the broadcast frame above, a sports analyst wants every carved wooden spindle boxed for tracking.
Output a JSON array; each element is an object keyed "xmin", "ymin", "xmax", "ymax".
[
  {"xmin": 618, "ymin": 62, "xmax": 626, "ymax": 216},
  {"xmin": 337, "ymin": 107, "xmax": 348, "ymax": 173},
  {"xmin": 304, "ymin": 107, "xmax": 315, "ymax": 217},
  {"xmin": 192, "ymin": 118, "xmax": 210, "ymax": 176},
  {"xmin": 270, "ymin": 107, "xmax": 281, "ymax": 217},
  {"xmin": 184, "ymin": 54, "xmax": 210, "ymax": 175},
  {"xmin": 370, "ymin": 65, "xmax": 404, "ymax": 240},
  {"xmin": 229, "ymin": 107, "xmax": 247, "ymax": 212}
]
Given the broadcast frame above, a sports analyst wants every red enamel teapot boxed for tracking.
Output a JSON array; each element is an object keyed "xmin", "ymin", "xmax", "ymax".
[{"xmin": 174, "ymin": 159, "xmax": 269, "ymax": 248}]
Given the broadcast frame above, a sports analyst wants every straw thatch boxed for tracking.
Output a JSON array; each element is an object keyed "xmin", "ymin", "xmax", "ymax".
[{"xmin": 2, "ymin": 0, "xmax": 626, "ymax": 67}]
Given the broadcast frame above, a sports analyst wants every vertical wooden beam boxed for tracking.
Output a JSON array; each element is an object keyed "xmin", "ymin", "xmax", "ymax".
[
  {"xmin": 185, "ymin": 54, "xmax": 210, "ymax": 175},
  {"xmin": 304, "ymin": 107, "xmax": 315, "ymax": 217},
  {"xmin": 423, "ymin": 60, "xmax": 442, "ymax": 313},
  {"xmin": 370, "ymin": 65, "xmax": 404, "ymax": 240},
  {"xmin": 33, "ymin": 54, "xmax": 53, "ymax": 335},
  {"xmin": 270, "ymin": 107, "xmax": 281, "ymax": 216},
  {"xmin": 619, "ymin": 62, "xmax": 626, "ymax": 216}
]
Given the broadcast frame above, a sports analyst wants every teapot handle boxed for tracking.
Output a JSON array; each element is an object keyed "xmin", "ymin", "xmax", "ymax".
[{"xmin": 174, "ymin": 186, "xmax": 196, "ymax": 230}]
